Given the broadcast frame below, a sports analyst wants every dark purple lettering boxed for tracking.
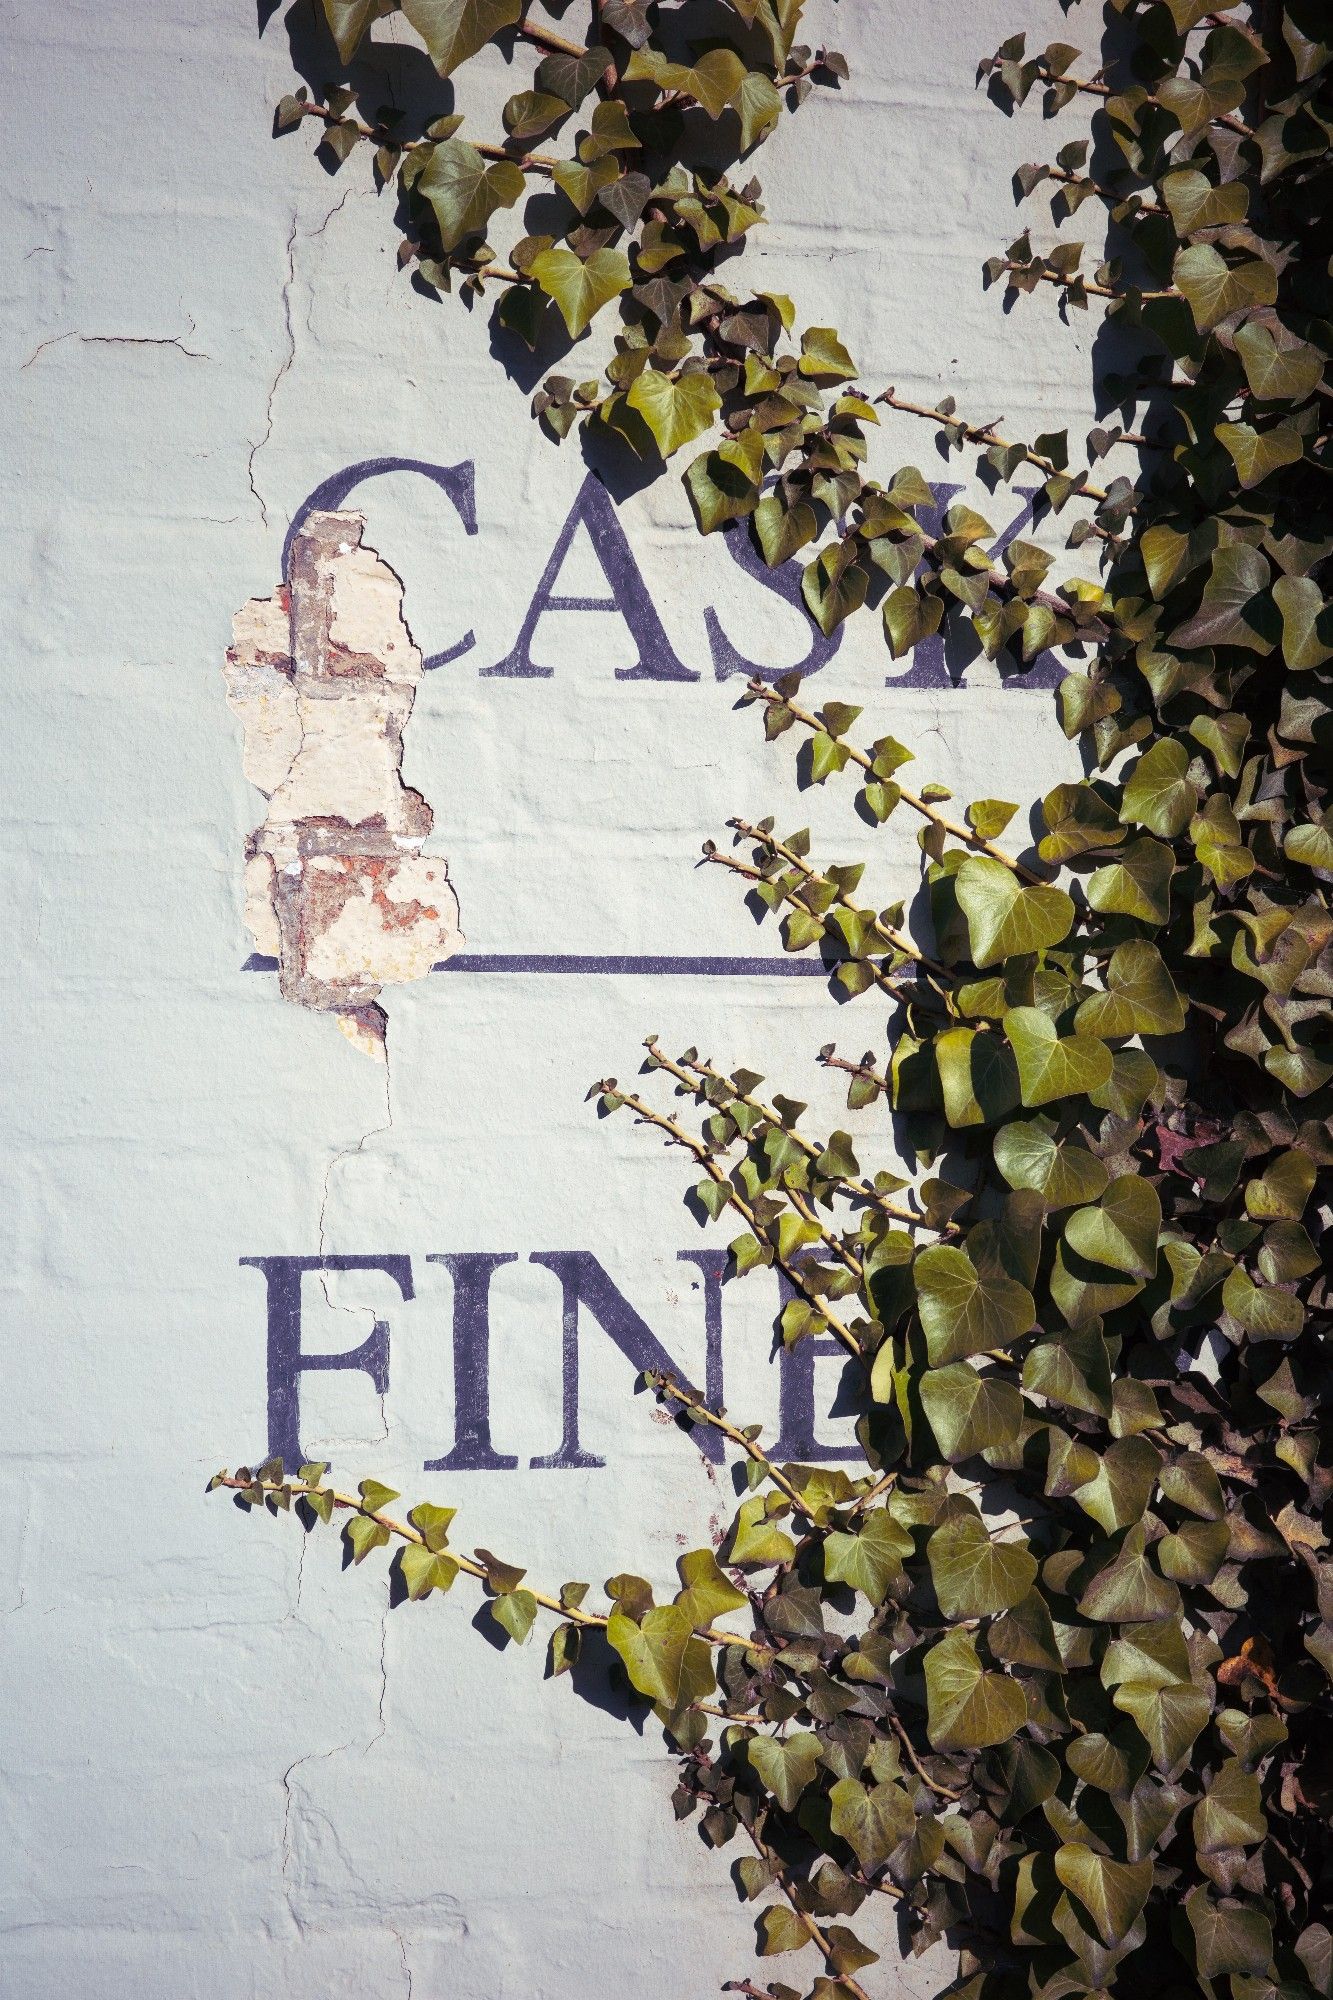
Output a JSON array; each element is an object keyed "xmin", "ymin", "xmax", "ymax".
[
  {"xmin": 422, "ymin": 1253, "xmax": 521, "ymax": 1471},
  {"xmin": 527, "ymin": 1250, "xmax": 724, "ymax": 1465},
  {"xmin": 244, "ymin": 1254, "xmax": 410, "ymax": 1469},
  {"xmin": 704, "ymin": 516, "xmax": 843, "ymax": 683},
  {"xmin": 485, "ymin": 472, "xmax": 697, "ymax": 681}
]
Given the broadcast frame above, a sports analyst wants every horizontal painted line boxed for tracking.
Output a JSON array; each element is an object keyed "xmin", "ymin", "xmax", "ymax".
[{"xmin": 242, "ymin": 952, "xmax": 830, "ymax": 978}]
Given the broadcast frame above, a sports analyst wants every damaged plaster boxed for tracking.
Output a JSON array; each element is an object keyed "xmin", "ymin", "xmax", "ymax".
[{"xmin": 225, "ymin": 510, "xmax": 462, "ymax": 1055}]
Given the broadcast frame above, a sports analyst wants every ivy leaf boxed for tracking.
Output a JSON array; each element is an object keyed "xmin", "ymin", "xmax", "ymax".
[
  {"xmin": 993, "ymin": 1120, "xmax": 1109, "ymax": 1209},
  {"xmin": 927, "ymin": 1511, "xmax": 1037, "ymax": 1617},
  {"xmin": 625, "ymin": 368, "xmax": 721, "ymax": 456},
  {"xmin": 828, "ymin": 1776, "xmax": 915, "ymax": 1871},
  {"xmin": 1086, "ymin": 837, "xmax": 1175, "ymax": 924},
  {"xmin": 822, "ymin": 1508, "xmax": 913, "ymax": 1604},
  {"xmin": 1120, "ymin": 738, "xmax": 1197, "ymax": 837},
  {"xmin": 955, "ymin": 858, "xmax": 1075, "ymax": 969},
  {"xmin": 883, "ymin": 584, "xmax": 945, "ymax": 658},
  {"xmin": 1160, "ymin": 166, "xmax": 1249, "ymax": 234},
  {"xmin": 552, "ymin": 156, "xmax": 620, "ymax": 214},
  {"xmin": 407, "ymin": 1502, "xmax": 457, "ymax": 1552},
  {"xmin": 748, "ymin": 1730, "xmax": 821, "ymax": 1812},
  {"xmin": 733, "ymin": 69, "xmax": 782, "ymax": 149},
  {"xmin": 751, "ymin": 494, "xmax": 816, "ymax": 568},
  {"xmin": 1113, "ymin": 1678, "xmax": 1212, "ymax": 1772},
  {"xmin": 536, "ymin": 43, "xmax": 615, "ymax": 105},
  {"xmin": 418, "ymin": 139, "xmax": 526, "ymax": 251},
  {"xmin": 1273, "ymin": 576, "xmax": 1333, "ymax": 670},
  {"xmin": 1221, "ymin": 1265, "xmax": 1305, "ymax": 1339},
  {"xmin": 491, "ymin": 1586, "xmax": 538, "ymax": 1644},
  {"xmin": 606, "ymin": 1604, "xmax": 693, "ymax": 1704},
  {"xmin": 914, "ymin": 1243, "xmax": 1036, "ymax": 1363},
  {"xmin": 344, "ymin": 1514, "xmax": 391, "ymax": 1563},
  {"xmin": 757, "ymin": 1904, "xmax": 811, "ymax": 1956},
  {"xmin": 626, "ymin": 45, "xmax": 748, "ymax": 115},
  {"xmin": 799, "ymin": 326, "xmax": 858, "ymax": 381},
  {"xmin": 400, "ymin": 1542, "xmax": 459, "ymax": 1600},
  {"xmin": 1065, "ymin": 1175, "xmax": 1162, "ymax": 1279},
  {"xmin": 1194, "ymin": 1759, "xmax": 1268, "ymax": 1853},
  {"xmin": 401, "ymin": 0, "xmax": 522, "ymax": 78},
  {"xmin": 1215, "ymin": 420, "xmax": 1305, "ymax": 490},
  {"xmin": 1079, "ymin": 1528, "xmax": 1180, "ymax": 1625},
  {"xmin": 729, "ymin": 1492, "xmax": 797, "ymax": 1567},
  {"xmin": 1244, "ymin": 1148, "xmax": 1316, "ymax": 1222},
  {"xmin": 1005, "ymin": 1007, "xmax": 1114, "ymax": 1108},
  {"xmin": 802, "ymin": 549, "xmax": 869, "ymax": 635},
  {"xmin": 528, "ymin": 246, "xmax": 632, "ymax": 336},
  {"xmin": 1071, "ymin": 1435, "xmax": 1161, "ymax": 1534},
  {"xmin": 1233, "ymin": 320, "xmax": 1325, "ymax": 402},
  {"xmin": 1023, "ymin": 1324, "xmax": 1112, "ymax": 1416},
  {"xmin": 919, "ymin": 1362, "xmax": 1022, "ymax": 1461},
  {"xmin": 502, "ymin": 89, "xmax": 569, "ymax": 140},
  {"xmin": 1075, "ymin": 939, "xmax": 1185, "ymax": 1039},
  {"xmin": 1172, "ymin": 244, "xmax": 1277, "ymax": 334},
  {"xmin": 674, "ymin": 1547, "xmax": 746, "ymax": 1627},
  {"xmin": 1054, "ymin": 1842, "xmax": 1152, "ymax": 1949},
  {"xmin": 1184, "ymin": 1887, "xmax": 1275, "ymax": 1980},
  {"xmin": 924, "ymin": 1627, "xmax": 1028, "ymax": 1751},
  {"xmin": 321, "ymin": 0, "xmax": 378, "ymax": 62},
  {"xmin": 1169, "ymin": 545, "xmax": 1275, "ymax": 655}
]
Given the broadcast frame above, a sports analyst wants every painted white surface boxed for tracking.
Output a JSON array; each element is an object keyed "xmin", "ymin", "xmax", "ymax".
[{"xmin": 3, "ymin": 1, "xmax": 1103, "ymax": 1991}]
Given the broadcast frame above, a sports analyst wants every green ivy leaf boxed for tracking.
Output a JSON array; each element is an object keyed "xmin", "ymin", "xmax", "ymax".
[
  {"xmin": 402, "ymin": 0, "xmax": 522, "ymax": 76},
  {"xmin": 1054, "ymin": 1842, "xmax": 1152, "ymax": 1949},
  {"xmin": 748, "ymin": 1729, "xmax": 822, "ymax": 1812},
  {"xmin": 1005, "ymin": 1007, "xmax": 1113, "ymax": 1107},
  {"xmin": 400, "ymin": 1542, "xmax": 459, "ymax": 1599},
  {"xmin": 528, "ymin": 246, "xmax": 632, "ymax": 336},
  {"xmin": 625, "ymin": 368, "xmax": 721, "ymax": 456},
  {"xmin": 914, "ymin": 1242, "xmax": 1036, "ymax": 1363},
  {"xmin": 757, "ymin": 1904, "xmax": 811, "ymax": 1956},
  {"xmin": 920, "ymin": 1363, "xmax": 1023, "ymax": 1459},
  {"xmin": 927, "ymin": 1510, "xmax": 1037, "ymax": 1617},
  {"xmin": 924, "ymin": 1627, "xmax": 1028, "ymax": 1751},
  {"xmin": 490, "ymin": 1586, "xmax": 538, "ymax": 1643},
  {"xmin": 1075, "ymin": 939, "xmax": 1185, "ymax": 1038},
  {"xmin": 1233, "ymin": 319, "xmax": 1325, "ymax": 402},
  {"xmin": 1215, "ymin": 419, "xmax": 1305, "ymax": 490},
  {"xmin": 320, "ymin": 0, "xmax": 378, "ymax": 62},
  {"xmin": 1173, "ymin": 244, "xmax": 1277, "ymax": 334},
  {"xmin": 993, "ymin": 1119, "xmax": 1109, "ymax": 1209},
  {"xmin": 799, "ymin": 326, "xmax": 858, "ymax": 381},
  {"xmin": 606, "ymin": 1604, "xmax": 693, "ymax": 1703},
  {"xmin": 955, "ymin": 858, "xmax": 1075, "ymax": 968},
  {"xmin": 1086, "ymin": 837, "xmax": 1175, "ymax": 924},
  {"xmin": 828, "ymin": 1776, "xmax": 915, "ymax": 1870},
  {"xmin": 1272, "ymin": 576, "xmax": 1333, "ymax": 670},
  {"xmin": 1120, "ymin": 738, "xmax": 1197, "ymax": 837},
  {"xmin": 822, "ymin": 1508, "xmax": 913, "ymax": 1604},
  {"xmin": 1169, "ymin": 545, "xmax": 1275, "ymax": 656},
  {"xmin": 1064, "ymin": 1175, "xmax": 1162, "ymax": 1279},
  {"xmin": 729, "ymin": 1492, "xmax": 797, "ymax": 1568},
  {"xmin": 418, "ymin": 139, "xmax": 526, "ymax": 251},
  {"xmin": 674, "ymin": 1547, "xmax": 747, "ymax": 1627}
]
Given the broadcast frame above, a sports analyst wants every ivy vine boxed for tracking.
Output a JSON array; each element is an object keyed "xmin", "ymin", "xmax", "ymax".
[{"xmin": 223, "ymin": 5, "xmax": 1333, "ymax": 1998}]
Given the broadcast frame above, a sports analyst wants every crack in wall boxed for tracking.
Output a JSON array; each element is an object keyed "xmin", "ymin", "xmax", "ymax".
[
  {"xmin": 224, "ymin": 509, "xmax": 463, "ymax": 1058},
  {"xmin": 20, "ymin": 320, "xmax": 207, "ymax": 369},
  {"xmin": 246, "ymin": 187, "xmax": 355, "ymax": 526},
  {"xmin": 247, "ymin": 213, "xmax": 299, "ymax": 529}
]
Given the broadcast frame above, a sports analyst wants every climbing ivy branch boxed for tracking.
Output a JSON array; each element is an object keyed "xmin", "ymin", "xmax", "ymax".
[{"xmin": 236, "ymin": 5, "xmax": 1333, "ymax": 1999}]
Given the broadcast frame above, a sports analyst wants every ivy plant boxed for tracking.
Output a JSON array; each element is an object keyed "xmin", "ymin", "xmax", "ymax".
[{"xmin": 224, "ymin": 5, "xmax": 1333, "ymax": 1998}]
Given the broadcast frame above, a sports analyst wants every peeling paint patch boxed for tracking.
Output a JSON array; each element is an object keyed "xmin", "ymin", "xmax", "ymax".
[{"xmin": 225, "ymin": 510, "xmax": 462, "ymax": 1055}]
